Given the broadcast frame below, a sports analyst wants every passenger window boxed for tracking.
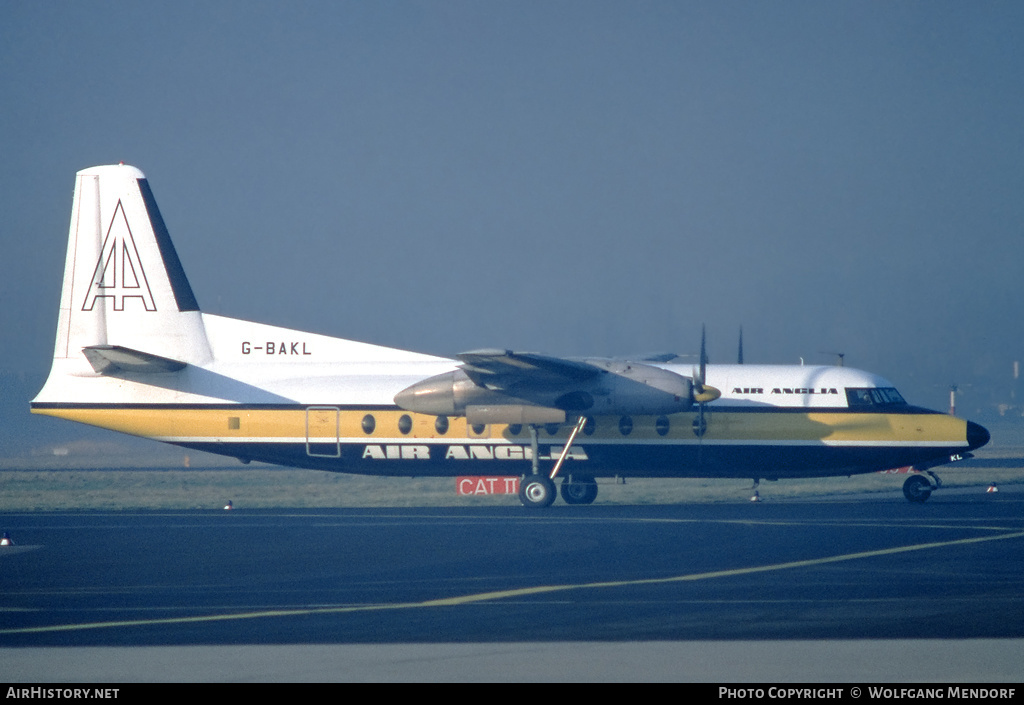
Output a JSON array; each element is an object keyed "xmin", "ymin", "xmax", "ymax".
[
  {"xmin": 361, "ymin": 414, "xmax": 376, "ymax": 434},
  {"xmin": 398, "ymin": 414, "xmax": 413, "ymax": 435}
]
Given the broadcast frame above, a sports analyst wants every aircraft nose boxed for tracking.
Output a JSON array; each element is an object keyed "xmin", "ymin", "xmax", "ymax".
[{"xmin": 967, "ymin": 421, "xmax": 990, "ymax": 451}]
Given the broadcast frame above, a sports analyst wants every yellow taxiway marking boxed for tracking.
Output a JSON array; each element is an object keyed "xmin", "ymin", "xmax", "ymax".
[{"xmin": 4, "ymin": 529, "xmax": 1023, "ymax": 635}]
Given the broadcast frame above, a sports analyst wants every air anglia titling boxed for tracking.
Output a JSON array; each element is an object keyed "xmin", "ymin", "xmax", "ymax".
[
  {"xmin": 362, "ymin": 445, "xmax": 589, "ymax": 461},
  {"xmin": 732, "ymin": 388, "xmax": 840, "ymax": 395}
]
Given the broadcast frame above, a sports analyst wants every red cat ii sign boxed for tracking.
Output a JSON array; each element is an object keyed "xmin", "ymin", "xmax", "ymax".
[{"xmin": 457, "ymin": 477, "xmax": 520, "ymax": 495}]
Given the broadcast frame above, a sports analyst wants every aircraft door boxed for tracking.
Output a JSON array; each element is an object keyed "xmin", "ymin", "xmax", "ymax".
[{"xmin": 306, "ymin": 406, "xmax": 341, "ymax": 458}]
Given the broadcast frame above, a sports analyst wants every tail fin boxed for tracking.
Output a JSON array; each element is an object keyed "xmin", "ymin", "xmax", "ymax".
[{"xmin": 51, "ymin": 164, "xmax": 211, "ymax": 373}]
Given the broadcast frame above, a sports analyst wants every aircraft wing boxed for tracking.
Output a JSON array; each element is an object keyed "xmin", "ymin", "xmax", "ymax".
[
  {"xmin": 456, "ymin": 349, "xmax": 601, "ymax": 388},
  {"xmin": 397, "ymin": 348, "xmax": 693, "ymax": 420}
]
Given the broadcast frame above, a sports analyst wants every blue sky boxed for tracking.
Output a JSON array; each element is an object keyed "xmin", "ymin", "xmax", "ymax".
[{"xmin": 2, "ymin": 1, "xmax": 1022, "ymax": 451}]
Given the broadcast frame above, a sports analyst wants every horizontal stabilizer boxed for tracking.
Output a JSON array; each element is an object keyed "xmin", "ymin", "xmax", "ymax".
[{"xmin": 82, "ymin": 345, "xmax": 187, "ymax": 374}]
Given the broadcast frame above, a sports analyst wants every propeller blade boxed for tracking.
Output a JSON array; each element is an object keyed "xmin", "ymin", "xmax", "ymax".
[
  {"xmin": 692, "ymin": 326, "xmax": 721, "ymax": 403},
  {"xmin": 700, "ymin": 325, "xmax": 708, "ymax": 384}
]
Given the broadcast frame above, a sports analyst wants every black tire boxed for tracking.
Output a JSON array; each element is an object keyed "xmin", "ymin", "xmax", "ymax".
[
  {"xmin": 519, "ymin": 475, "xmax": 557, "ymax": 508},
  {"xmin": 560, "ymin": 477, "xmax": 598, "ymax": 505},
  {"xmin": 903, "ymin": 474, "xmax": 933, "ymax": 503}
]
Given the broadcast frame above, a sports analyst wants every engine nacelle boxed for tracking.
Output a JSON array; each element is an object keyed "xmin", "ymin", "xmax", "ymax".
[
  {"xmin": 585, "ymin": 360, "xmax": 694, "ymax": 415},
  {"xmin": 393, "ymin": 369, "xmax": 528, "ymax": 416}
]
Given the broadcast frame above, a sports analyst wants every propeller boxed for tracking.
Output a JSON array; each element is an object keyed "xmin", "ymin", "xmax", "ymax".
[
  {"xmin": 691, "ymin": 326, "xmax": 721, "ymax": 405},
  {"xmin": 820, "ymin": 351, "xmax": 845, "ymax": 367},
  {"xmin": 691, "ymin": 326, "xmax": 721, "ymax": 444}
]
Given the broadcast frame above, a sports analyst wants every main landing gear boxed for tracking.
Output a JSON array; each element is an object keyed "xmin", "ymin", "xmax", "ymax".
[
  {"xmin": 518, "ymin": 474, "xmax": 599, "ymax": 508},
  {"xmin": 903, "ymin": 471, "xmax": 941, "ymax": 503},
  {"xmin": 518, "ymin": 418, "xmax": 596, "ymax": 508},
  {"xmin": 519, "ymin": 475, "xmax": 557, "ymax": 508},
  {"xmin": 560, "ymin": 475, "xmax": 599, "ymax": 505}
]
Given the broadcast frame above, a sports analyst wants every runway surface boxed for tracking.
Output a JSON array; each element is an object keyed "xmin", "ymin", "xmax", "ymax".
[{"xmin": 2, "ymin": 486, "xmax": 1023, "ymax": 680}]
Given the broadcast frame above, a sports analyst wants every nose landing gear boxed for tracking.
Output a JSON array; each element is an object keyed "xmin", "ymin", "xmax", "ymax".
[{"xmin": 903, "ymin": 471, "xmax": 941, "ymax": 503}]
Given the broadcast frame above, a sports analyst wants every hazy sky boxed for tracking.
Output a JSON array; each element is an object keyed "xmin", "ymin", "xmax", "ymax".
[{"xmin": 2, "ymin": 1, "xmax": 1022, "ymax": 450}]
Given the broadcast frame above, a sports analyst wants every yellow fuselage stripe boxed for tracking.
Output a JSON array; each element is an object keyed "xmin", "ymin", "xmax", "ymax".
[{"xmin": 31, "ymin": 407, "xmax": 969, "ymax": 445}]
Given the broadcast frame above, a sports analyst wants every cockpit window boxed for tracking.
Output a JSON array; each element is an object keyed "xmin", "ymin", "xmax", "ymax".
[{"xmin": 846, "ymin": 387, "xmax": 907, "ymax": 407}]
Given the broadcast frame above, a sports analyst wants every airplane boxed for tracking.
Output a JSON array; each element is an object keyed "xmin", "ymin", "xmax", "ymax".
[{"xmin": 31, "ymin": 164, "xmax": 991, "ymax": 507}]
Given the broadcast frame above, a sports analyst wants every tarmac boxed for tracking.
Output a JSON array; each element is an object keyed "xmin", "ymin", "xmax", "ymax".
[{"xmin": 2, "ymin": 486, "xmax": 1023, "ymax": 681}]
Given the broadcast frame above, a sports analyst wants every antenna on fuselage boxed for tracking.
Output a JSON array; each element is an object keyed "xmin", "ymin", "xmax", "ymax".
[{"xmin": 737, "ymin": 327, "xmax": 744, "ymax": 365}]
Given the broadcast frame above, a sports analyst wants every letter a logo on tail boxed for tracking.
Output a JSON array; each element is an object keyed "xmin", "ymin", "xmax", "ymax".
[{"xmin": 82, "ymin": 200, "xmax": 156, "ymax": 312}]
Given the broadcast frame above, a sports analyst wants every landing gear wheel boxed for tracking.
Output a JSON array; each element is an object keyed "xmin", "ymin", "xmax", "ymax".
[
  {"xmin": 903, "ymin": 474, "xmax": 933, "ymax": 503},
  {"xmin": 560, "ymin": 476, "xmax": 598, "ymax": 505},
  {"xmin": 519, "ymin": 475, "xmax": 556, "ymax": 508}
]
